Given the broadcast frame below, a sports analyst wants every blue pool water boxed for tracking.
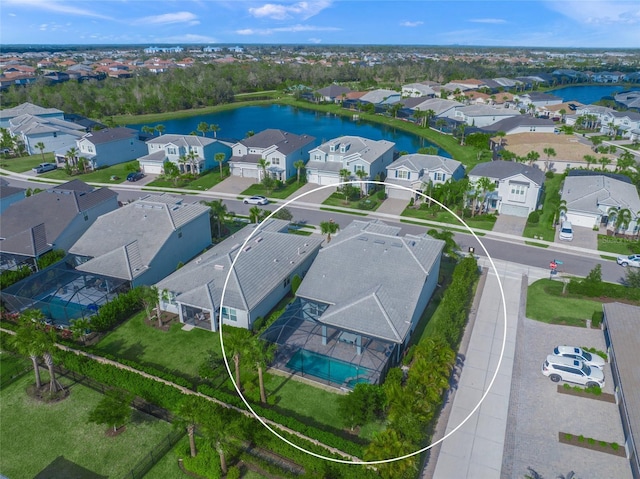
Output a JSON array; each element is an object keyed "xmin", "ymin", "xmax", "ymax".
[
  {"xmin": 286, "ymin": 349, "xmax": 371, "ymax": 386},
  {"xmin": 43, "ymin": 296, "xmax": 90, "ymax": 323}
]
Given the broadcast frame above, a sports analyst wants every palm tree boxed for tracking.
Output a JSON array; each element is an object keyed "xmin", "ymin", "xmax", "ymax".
[
  {"xmin": 65, "ymin": 146, "xmax": 79, "ymax": 172},
  {"xmin": 187, "ymin": 150, "xmax": 199, "ymax": 174},
  {"xmin": 616, "ymin": 151, "xmax": 636, "ymax": 173},
  {"xmin": 583, "ymin": 154, "xmax": 597, "ymax": 169},
  {"xmin": 223, "ymin": 328, "xmax": 253, "ymax": 392},
  {"xmin": 176, "ymin": 395, "xmax": 204, "ymax": 457},
  {"xmin": 214, "ymin": 152, "xmax": 226, "ymax": 178},
  {"xmin": 178, "ymin": 155, "xmax": 189, "ymax": 174},
  {"xmin": 141, "ymin": 285, "xmax": 159, "ymax": 325},
  {"xmin": 543, "ymin": 147, "xmax": 556, "ymax": 171},
  {"xmin": 608, "ymin": 207, "xmax": 632, "ymax": 236},
  {"xmin": 355, "ymin": 169, "xmax": 368, "ymax": 197},
  {"xmin": 475, "ymin": 176, "xmax": 496, "ymax": 213},
  {"xmin": 35, "ymin": 141, "xmax": 46, "ymax": 162},
  {"xmin": 435, "ymin": 118, "xmax": 447, "ymax": 132},
  {"xmin": 197, "ymin": 122, "xmax": 209, "ymax": 137},
  {"xmin": 257, "ymin": 158, "xmax": 269, "ymax": 181},
  {"xmin": 10, "ymin": 313, "xmax": 46, "ymax": 389},
  {"xmin": 598, "ymin": 156, "xmax": 612, "ymax": 171},
  {"xmin": 154, "ymin": 124, "xmax": 165, "ymax": 136},
  {"xmin": 249, "ymin": 340, "xmax": 276, "ymax": 404},
  {"xmin": 77, "ymin": 157, "xmax": 88, "ymax": 174},
  {"xmin": 40, "ymin": 326, "xmax": 62, "ymax": 394},
  {"xmin": 365, "ymin": 429, "xmax": 416, "ymax": 479},
  {"xmin": 202, "ymin": 199, "xmax": 228, "ymax": 238},
  {"xmin": 293, "ymin": 159, "xmax": 305, "ymax": 183},
  {"xmin": 249, "ymin": 206, "xmax": 262, "ymax": 224},
  {"xmin": 553, "ymin": 200, "xmax": 568, "ymax": 227},
  {"xmin": 209, "ymin": 124, "xmax": 220, "ymax": 138},
  {"xmin": 199, "ymin": 402, "xmax": 236, "ymax": 475},
  {"xmin": 526, "ymin": 150, "xmax": 540, "ymax": 166},
  {"xmin": 69, "ymin": 317, "xmax": 92, "ymax": 345},
  {"xmin": 320, "ymin": 219, "xmax": 339, "ymax": 242}
]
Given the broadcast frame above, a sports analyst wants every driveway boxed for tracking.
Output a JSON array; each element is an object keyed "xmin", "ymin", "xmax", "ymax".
[
  {"xmin": 556, "ymin": 225, "xmax": 598, "ymax": 250},
  {"xmin": 502, "ymin": 317, "xmax": 631, "ymax": 479},
  {"xmin": 286, "ymin": 182, "xmax": 336, "ymax": 204},
  {"xmin": 376, "ymin": 198, "xmax": 408, "ymax": 216},
  {"xmin": 493, "ymin": 214, "xmax": 527, "ymax": 236},
  {"xmin": 209, "ymin": 175, "xmax": 255, "ymax": 195}
]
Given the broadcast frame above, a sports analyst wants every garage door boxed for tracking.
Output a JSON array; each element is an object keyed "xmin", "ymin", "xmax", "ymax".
[
  {"xmin": 141, "ymin": 163, "xmax": 163, "ymax": 175},
  {"xmin": 566, "ymin": 212, "xmax": 597, "ymax": 228},
  {"xmin": 499, "ymin": 203, "xmax": 530, "ymax": 217},
  {"xmin": 319, "ymin": 175, "xmax": 338, "ymax": 186},
  {"xmin": 307, "ymin": 172, "xmax": 319, "ymax": 184},
  {"xmin": 386, "ymin": 186, "xmax": 411, "ymax": 200}
]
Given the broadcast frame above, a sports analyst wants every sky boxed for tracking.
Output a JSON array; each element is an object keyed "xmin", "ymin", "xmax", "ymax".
[{"xmin": 1, "ymin": 0, "xmax": 640, "ymax": 48}]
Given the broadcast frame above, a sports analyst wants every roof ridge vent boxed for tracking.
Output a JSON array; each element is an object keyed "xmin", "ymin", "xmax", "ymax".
[{"xmin": 214, "ymin": 264, "xmax": 224, "ymax": 270}]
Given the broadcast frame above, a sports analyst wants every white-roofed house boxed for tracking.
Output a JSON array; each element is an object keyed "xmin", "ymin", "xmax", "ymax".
[
  {"xmin": 156, "ymin": 219, "xmax": 323, "ymax": 331},
  {"xmin": 229, "ymin": 129, "xmax": 316, "ymax": 181},
  {"xmin": 68, "ymin": 194, "xmax": 211, "ymax": 286},
  {"xmin": 306, "ymin": 136, "xmax": 397, "ymax": 192},
  {"xmin": 138, "ymin": 134, "xmax": 233, "ymax": 175},
  {"xmin": 261, "ymin": 219, "xmax": 445, "ymax": 387},
  {"xmin": 454, "ymin": 105, "xmax": 520, "ymax": 128},
  {"xmin": 561, "ymin": 173, "xmax": 640, "ymax": 236},
  {"xmin": 385, "ymin": 154, "xmax": 465, "ymax": 200},
  {"xmin": 359, "ymin": 89, "xmax": 401, "ymax": 105},
  {"xmin": 401, "ymin": 83, "xmax": 436, "ymax": 98}
]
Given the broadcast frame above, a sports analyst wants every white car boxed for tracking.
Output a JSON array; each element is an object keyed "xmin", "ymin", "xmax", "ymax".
[
  {"xmin": 553, "ymin": 345, "xmax": 605, "ymax": 370},
  {"xmin": 542, "ymin": 355, "xmax": 604, "ymax": 388},
  {"xmin": 558, "ymin": 221, "xmax": 573, "ymax": 241},
  {"xmin": 243, "ymin": 195, "xmax": 269, "ymax": 205},
  {"xmin": 32, "ymin": 162, "xmax": 57, "ymax": 174},
  {"xmin": 617, "ymin": 254, "xmax": 640, "ymax": 268}
]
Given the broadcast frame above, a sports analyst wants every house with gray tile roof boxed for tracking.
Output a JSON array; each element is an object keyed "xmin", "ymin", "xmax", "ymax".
[
  {"xmin": 468, "ymin": 160, "xmax": 544, "ymax": 217},
  {"xmin": 156, "ymin": 219, "xmax": 323, "ymax": 331},
  {"xmin": 602, "ymin": 302, "xmax": 640, "ymax": 478},
  {"xmin": 481, "ymin": 115, "xmax": 556, "ymax": 135},
  {"xmin": 0, "ymin": 102, "xmax": 64, "ymax": 128},
  {"xmin": 73, "ymin": 127, "xmax": 148, "ymax": 169},
  {"xmin": 229, "ymin": 129, "xmax": 316, "ymax": 181},
  {"xmin": 454, "ymin": 104, "xmax": 520, "ymax": 128},
  {"xmin": 561, "ymin": 174, "xmax": 640, "ymax": 234},
  {"xmin": 401, "ymin": 83, "xmax": 436, "ymax": 98},
  {"xmin": 0, "ymin": 185, "xmax": 25, "ymax": 214},
  {"xmin": 408, "ymin": 98, "xmax": 463, "ymax": 119},
  {"xmin": 315, "ymin": 84, "xmax": 351, "ymax": 102},
  {"xmin": 0, "ymin": 180, "xmax": 118, "ymax": 270},
  {"xmin": 138, "ymin": 134, "xmax": 233, "ymax": 175},
  {"xmin": 306, "ymin": 136, "xmax": 397, "ymax": 191},
  {"xmin": 262, "ymin": 219, "xmax": 444, "ymax": 386},
  {"xmin": 9, "ymin": 113, "xmax": 87, "ymax": 155},
  {"xmin": 385, "ymin": 154, "xmax": 465, "ymax": 200},
  {"xmin": 68, "ymin": 194, "xmax": 211, "ymax": 286},
  {"xmin": 359, "ymin": 89, "xmax": 401, "ymax": 105}
]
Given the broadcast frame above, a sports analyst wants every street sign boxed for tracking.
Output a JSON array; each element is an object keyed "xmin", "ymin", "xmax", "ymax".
[
  {"xmin": 555, "ymin": 260, "xmax": 564, "ymax": 265},
  {"xmin": 550, "ymin": 261, "xmax": 557, "ymax": 270}
]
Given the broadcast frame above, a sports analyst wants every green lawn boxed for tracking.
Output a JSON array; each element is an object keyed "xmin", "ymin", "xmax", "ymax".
[
  {"xmin": 401, "ymin": 206, "xmax": 497, "ymax": 231},
  {"xmin": 526, "ymin": 279, "xmax": 603, "ymax": 326},
  {"xmin": 0, "ymin": 374, "xmax": 174, "ymax": 479},
  {"xmin": 38, "ymin": 160, "xmax": 141, "ymax": 184},
  {"xmin": 146, "ymin": 168, "xmax": 228, "ymax": 191},
  {"xmin": 241, "ymin": 179, "xmax": 306, "ymax": 199},
  {"xmin": 322, "ymin": 192, "xmax": 382, "ymax": 212},
  {"xmin": 597, "ymin": 235, "xmax": 640, "ymax": 255},
  {"xmin": 523, "ymin": 173, "xmax": 564, "ymax": 242},
  {"xmin": 0, "ymin": 153, "xmax": 55, "ymax": 172},
  {"xmin": 0, "ymin": 353, "xmax": 30, "ymax": 387},
  {"xmin": 145, "ymin": 436, "xmax": 190, "ymax": 479}
]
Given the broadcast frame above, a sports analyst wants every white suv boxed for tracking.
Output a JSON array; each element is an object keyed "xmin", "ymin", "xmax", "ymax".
[{"xmin": 542, "ymin": 355, "xmax": 604, "ymax": 388}]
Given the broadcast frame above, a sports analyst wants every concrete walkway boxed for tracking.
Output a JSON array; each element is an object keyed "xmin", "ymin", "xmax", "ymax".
[{"xmin": 432, "ymin": 261, "xmax": 523, "ymax": 479}]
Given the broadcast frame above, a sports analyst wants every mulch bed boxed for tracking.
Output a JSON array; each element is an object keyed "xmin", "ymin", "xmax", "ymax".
[
  {"xmin": 557, "ymin": 385, "xmax": 616, "ymax": 403},
  {"xmin": 143, "ymin": 312, "xmax": 179, "ymax": 332},
  {"xmin": 105, "ymin": 426, "xmax": 127, "ymax": 437},
  {"xmin": 26, "ymin": 383, "xmax": 70, "ymax": 403},
  {"xmin": 559, "ymin": 432, "xmax": 626, "ymax": 457}
]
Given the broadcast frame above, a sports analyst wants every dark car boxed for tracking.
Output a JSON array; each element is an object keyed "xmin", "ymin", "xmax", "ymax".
[{"xmin": 126, "ymin": 171, "xmax": 144, "ymax": 182}]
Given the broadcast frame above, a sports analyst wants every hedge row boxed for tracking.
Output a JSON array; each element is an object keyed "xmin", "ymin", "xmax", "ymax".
[{"xmin": 90, "ymin": 287, "xmax": 145, "ymax": 331}]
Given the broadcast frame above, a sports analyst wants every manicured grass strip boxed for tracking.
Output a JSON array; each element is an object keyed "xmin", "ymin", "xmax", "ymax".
[
  {"xmin": 39, "ymin": 160, "xmax": 140, "ymax": 184},
  {"xmin": 319, "ymin": 207, "xmax": 367, "ymax": 216},
  {"xmin": 597, "ymin": 234, "xmax": 639, "ymax": 255},
  {"xmin": 522, "ymin": 173, "xmax": 563, "ymax": 242},
  {"xmin": 402, "ymin": 206, "xmax": 496, "ymax": 231},
  {"xmin": 0, "ymin": 153, "xmax": 55, "ymax": 173},
  {"xmin": 241, "ymin": 180, "xmax": 307, "ymax": 199},
  {"xmin": 399, "ymin": 219, "xmax": 486, "ymax": 236},
  {"xmin": 147, "ymin": 169, "xmax": 228, "ymax": 191},
  {"xmin": 321, "ymin": 192, "xmax": 382, "ymax": 212},
  {"xmin": 524, "ymin": 241, "xmax": 549, "ymax": 248},
  {"xmin": 526, "ymin": 279, "xmax": 602, "ymax": 326},
  {"xmin": 0, "ymin": 374, "xmax": 174, "ymax": 479}
]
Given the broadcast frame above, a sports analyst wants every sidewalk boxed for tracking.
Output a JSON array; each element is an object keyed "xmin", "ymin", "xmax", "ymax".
[{"xmin": 432, "ymin": 262, "xmax": 522, "ymax": 479}]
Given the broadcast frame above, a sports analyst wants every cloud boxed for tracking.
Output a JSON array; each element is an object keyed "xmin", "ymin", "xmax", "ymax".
[
  {"xmin": 545, "ymin": 1, "xmax": 640, "ymax": 25},
  {"xmin": 399, "ymin": 21, "xmax": 423, "ymax": 27},
  {"xmin": 308, "ymin": 37, "xmax": 322, "ymax": 43},
  {"xmin": 248, "ymin": 1, "xmax": 332, "ymax": 20},
  {"xmin": 8, "ymin": 13, "xmax": 16, "ymax": 17},
  {"xmin": 160, "ymin": 34, "xmax": 218, "ymax": 43},
  {"xmin": 134, "ymin": 11, "xmax": 200, "ymax": 26},
  {"xmin": 469, "ymin": 18, "xmax": 507, "ymax": 24},
  {"xmin": 3, "ymin": 0, "xmax": 113, "ymax": 20},
  {"xmin": 236, "ymin": 24, "xmax": 340, "ymax": 35}
]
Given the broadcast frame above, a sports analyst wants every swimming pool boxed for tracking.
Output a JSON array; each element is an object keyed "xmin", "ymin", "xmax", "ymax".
[{"xmin": 285, "ymin": 349, "xmax": 372, "ymax": 387}]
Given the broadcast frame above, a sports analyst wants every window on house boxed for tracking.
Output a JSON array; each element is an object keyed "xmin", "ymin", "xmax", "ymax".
[
  {"xmin": 271, "ymin": 158, "xmax": 280, "ymax": 165},
  {"xmin": 83, "ymin": 213, "xmax": 89, "ymax": 221},
  {"xmin": 168, "ymin": 147, "xmax": 176, "ymax": 155},
  {"xmin": 508, "ymin": 184, "xmax": 527, "ymax": 202},
  {"xmin": 53, "ymin": 132, "xmax": 57, "ymax": 138},
  {"xmin": 177, "ymin": 228, "xmax": 182, "ymax": 238},
  {"xmin": 221, "ymin": 307, "xmax": 237, "ymax": 322},
  {"xmin": 284, "ymin": 277, "xmax": 290, "ymax": 288},
  {"xmin": 314, "ymin": 154, "xmax": 321, "ymax": 161},
  {"xmin": 354, "ymin": 165, "xmax": 364, "ymax": 172},
  {"xmin": 397, "ymin": 170, "xmax": 409, "ymax": 179},
  {"xmin": 435, "ymin": 172, "xmax": 445, "ymax": 181}
]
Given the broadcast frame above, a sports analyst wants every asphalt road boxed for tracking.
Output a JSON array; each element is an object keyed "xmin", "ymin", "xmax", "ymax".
[{"xmin": 3, "ymin": 176, "xmax": 628, "ymax": 284}]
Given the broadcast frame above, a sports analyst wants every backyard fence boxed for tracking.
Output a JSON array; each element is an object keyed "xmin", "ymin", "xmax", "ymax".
[{"xmin": 123, "ymin": 429, "xmax": 185, "ymax": 479}]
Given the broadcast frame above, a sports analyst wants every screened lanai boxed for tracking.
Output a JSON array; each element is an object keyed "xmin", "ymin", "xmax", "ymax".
[
  {"xmin": 1, "ymin": 260, "xmax": 129, "ymax": 327},
  {"xmin": 260, "ymin": 298, "xmax": 396, "ymax": 389}
]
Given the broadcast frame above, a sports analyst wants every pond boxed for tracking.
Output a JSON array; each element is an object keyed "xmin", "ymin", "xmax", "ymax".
[
  {"xmin": 549, "ymin": 85, "xmax": 640, "ymax": 104},
  {"xmin": 127, "ymin": 104, "xmax": 449, "ymax": 157}
]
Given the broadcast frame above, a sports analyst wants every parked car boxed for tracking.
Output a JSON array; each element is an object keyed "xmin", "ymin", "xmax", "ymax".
[
  {"xmin": 542, "ymin": 355, "xmax": 605, "ymax": 388},
  {"xmin": 558, "ymin": 221, "xmax": 573, "ymax": 241},
  {"xmin": 553, "ymin": 345, "xmax": 605, "ymax": 370},
  {"xmin": 243, "ymin": 195, "xmax": 269, "ymax": 205},
  {"xmin": 32, "ymin": 163, "xmax": 57, "ymax": 174},
  {"xmin": 616, "ymin": 254, "xmax": 640, "ymax": 268},
  {"xmin": 126, "ymin": 171, "xmax": 144, "ymax": 182}
]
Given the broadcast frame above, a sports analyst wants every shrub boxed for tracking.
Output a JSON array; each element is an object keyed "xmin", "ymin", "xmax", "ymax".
[
  {"xmin": 527, "ymin": 211, "xmax": 540, "ymax": 225},
  {"xmin": 376, "ymin": 189, "xmax": 386, "ymax": 201},
  {"xmin": 578, "ymin": 435, "xmax": 585, "ymax": 442},
  {"xmin": 90, "ymin": 287, "xmax": 144, "ymax": 331},
  {"xmin": 588, "ymin": 437, "xmax": 595, "ymax": 445},
  {"xmin": 408, "ymin": 197, "xmax": 414, "ymax": 207},
  {"xmin": 0, "ymin": 265, "xmax": 31, "ymax": 290},
  {"xmin": 591, "ymin": 311, "xmax": 603, "ymax": 328},
  {"xmin": 545, "ymin": 171, "xmax": 555, "ymax": 179},
  {"xmin": 611, "ymin": 442, "xmax": 619, "ymax": 451},
  {"xmin": 291, "ymin": 274, "xmax": 302, "ymax": 295}
]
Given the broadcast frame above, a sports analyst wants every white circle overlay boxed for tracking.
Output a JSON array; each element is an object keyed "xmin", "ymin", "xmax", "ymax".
[{"xmin": 218, "ymin": 180, "xmax": 508, "ymax": 465}]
